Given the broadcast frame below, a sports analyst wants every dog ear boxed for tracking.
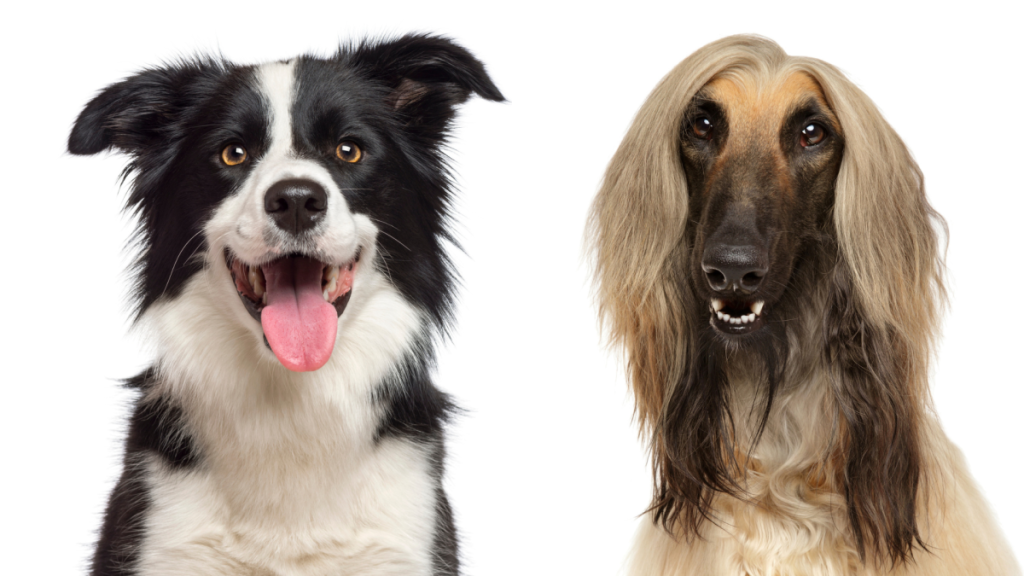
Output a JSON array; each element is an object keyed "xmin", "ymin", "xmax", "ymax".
[
  {"xmin": 351, "ymin": 34, "xmax": 504, "ymax": 137},
  {"xmin": 809, "ymin": 60, "xmax": 944, "ymax": 564},
  {"xmin": 806, "ymin": 59, "xmax": 945, "ymax": 350},
  {"xmin": 68, "ymin": 61, "xmax": 222, "ymax": 156},
  {"xmin": 824, "ymin": 258, "xmax": 927, "ymax": 565}
]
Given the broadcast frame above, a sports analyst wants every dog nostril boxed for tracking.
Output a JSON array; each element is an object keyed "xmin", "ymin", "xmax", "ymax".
[
  {"xmin": 705, "ymin": 269, "xmax": 728, "ymax": 290},
  {"xmin": 267, "ymin": 197, "xmax": 290, "ymax": 214},
  {"xmin": 304, "ymin": 195, "xmax": 326, "ymax": 213},
  {"xmin": 741, "ymin": 271, "xmax": 764, "ymax": 290}
]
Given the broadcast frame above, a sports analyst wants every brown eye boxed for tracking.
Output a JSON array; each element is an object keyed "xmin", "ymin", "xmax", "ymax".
[
  {"xmin": 221, "ymin": 144, "xmax": 247, "ymax": 166},
  {"xmin": 693, "ymin": 116, "xmax": 713, "ymax": 139},
  {"xmin": 336, "ymin": 141, "xmax": 362, "ymax": 163},
  {"xmin": 800, "ymin": 123, "xmax": 825, "ymax": 147}
]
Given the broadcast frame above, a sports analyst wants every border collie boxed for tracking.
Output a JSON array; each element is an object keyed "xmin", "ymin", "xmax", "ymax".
[{"xmin": 68, "ymin": 34, "xmax": 503, "ymax": 576}]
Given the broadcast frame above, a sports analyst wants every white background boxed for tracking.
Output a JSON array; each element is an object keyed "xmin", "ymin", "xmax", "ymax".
[{"xmin": 1, "ymin": 0, "xmax": 1021, "ymax": 573}]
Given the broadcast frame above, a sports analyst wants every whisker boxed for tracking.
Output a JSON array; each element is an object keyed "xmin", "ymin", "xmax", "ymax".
[
  {"xmin": 368, "ymin": 218, "xmax": 412, "ymax": 252},
  {"xmin": 373, "ymin": 244, "xmax": 397, "ymax": 286},
  {"xmin": 160, "ymin": 229, "xmax": 208, "ymax": 298}
]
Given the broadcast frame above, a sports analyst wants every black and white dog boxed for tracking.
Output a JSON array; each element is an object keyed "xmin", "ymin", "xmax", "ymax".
[{"xmin": 69, "ymin": 35, "xmax": 503, "ymax": 576}]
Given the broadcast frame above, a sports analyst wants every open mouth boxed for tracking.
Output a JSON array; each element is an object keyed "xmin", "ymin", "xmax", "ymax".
[
  {"xmin": 227, "ymin": 249, "xmax": 360, "ymax": 318},
  {"xmin": 226, "ymin": 248, "xmax": 361, "ymax": 372},
  {"xmin": 709, "ymin": 298, "xmax": 765, "ymax": 335}
]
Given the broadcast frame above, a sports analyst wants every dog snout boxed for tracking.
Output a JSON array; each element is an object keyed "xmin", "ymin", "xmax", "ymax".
[
  {"xmin": 264, "ymin": 179, "xmax": 328, "ymax": 235},
  {"xmin": 701, "ymin": 243, "xmax": 769, "ymax": 293}
]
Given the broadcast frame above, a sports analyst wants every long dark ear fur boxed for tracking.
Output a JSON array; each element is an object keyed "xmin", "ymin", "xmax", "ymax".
[
  {"xmin": 68, "ymin": 59, "xmax": 225, "ymax": 156},
  {"xmin": 350, "ymin": 34, "xmax": 505, "ymax": 140},
  {"xmin": 824, "ymin": 259, "xmax": 926, "ymax": 565},
  {"xmin": 804, "ymin": 57, "xmax": 945, "ymax": 565}
]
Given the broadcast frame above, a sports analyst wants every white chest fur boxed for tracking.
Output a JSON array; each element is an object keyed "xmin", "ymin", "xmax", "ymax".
[
  {"xmin": 135, "ymin": 264, "xmax": 439, "ymax": 575},
  {"xmin": 137, "ymin": 438, "xmax": 437, "ymax": 576}
]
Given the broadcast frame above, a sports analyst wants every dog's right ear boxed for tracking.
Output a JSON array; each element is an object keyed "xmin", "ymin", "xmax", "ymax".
[{"xmin": 68, "ymin": 61, "xmax": 221, "ymax": 156}]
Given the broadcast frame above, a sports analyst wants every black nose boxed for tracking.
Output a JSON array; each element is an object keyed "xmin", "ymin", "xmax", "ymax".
[
  {"xmin": 701, "ymin": 243, "xmax": 769, "ymax": 293},
  {"xmin": 264, "ymin": 179, "xmax": 328, "ymax": 235}
]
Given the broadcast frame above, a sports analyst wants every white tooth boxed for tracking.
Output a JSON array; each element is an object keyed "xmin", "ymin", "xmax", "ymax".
[
  {"xmin": 712, "ymin": 299, "xmax": 724, "ymax": 311},
  {"xmin": 323, "ymin": 289, "xmax": 330, "ymax": 301},
  {"xmin": 740, "ymin": 315, "xmax": 749, "ymax": 324},
  {"xmin": 730, "ymin": 317, "xmax": 739, "ymax": 324},
  {"xmin": 326, "ymin": 265, "xmax": 339, "ymax": 282},
  {"xmin": 249, "ymin": 267, "xmax": 265, "ymax": 297},
  {"xmin": 262, "ymin": 292, "xmax": 267, "ymax": 305},
  {"xmin": 746, "ymin": 314, "xmax": 754, "ymax": 323},
  {"xmin": 752, "ymin": 301, "xmax": 764, "ymax": 315},
  {"xmin": 722, "ymin": 313, "xmax": 731, "ymax": 321},
  {"xmin": 716, "ymin": 311, "xmax": 724, "ymax": 320}
]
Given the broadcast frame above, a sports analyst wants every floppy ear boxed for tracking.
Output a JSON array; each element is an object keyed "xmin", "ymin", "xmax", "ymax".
[
  {"xmin": 588, "ymin": 50, "xmax": 712, "ymax": 537},
  {"xmin": 807, "ymin": 59, "xmax": 944, "ymax": 565},
  {"xmin": 351, "ymin": 34, "xmax": 505, "ymax": 138},
  {"xmin": 824, "ymin": 257, "xmax": 926, "ymax": 565},
  {"xmin": 68, "ymin": 60, "xmax": 223, "ymax": 156}
]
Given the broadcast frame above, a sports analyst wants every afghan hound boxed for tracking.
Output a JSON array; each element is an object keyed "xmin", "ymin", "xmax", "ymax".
[{"xmin": 588, "ymin": 35, "xmax": 1020, "ymax": 575}]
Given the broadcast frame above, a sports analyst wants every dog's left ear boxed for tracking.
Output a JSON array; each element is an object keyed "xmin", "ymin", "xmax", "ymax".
[
  {"xmin": 809, "ymin": 60, "xmax": 944, "ymax": 565},
  {"xmin": 352, "ymin": 34, "xmax": 505, "ymax": 137}
]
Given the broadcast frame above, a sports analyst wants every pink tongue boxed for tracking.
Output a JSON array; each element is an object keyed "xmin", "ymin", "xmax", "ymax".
[{"xmin": 261, "ymin": 256, "xmax": 337, "ymax": 372}]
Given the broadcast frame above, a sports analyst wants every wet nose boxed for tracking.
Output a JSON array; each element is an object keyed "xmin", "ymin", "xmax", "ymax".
[
  {"xmin": 264, "ymin": 179, "xmax": 328, "ymax": 235},
  {"xmin": 701, "ymin": 243, "xmax": 768, "ymax": 293}
]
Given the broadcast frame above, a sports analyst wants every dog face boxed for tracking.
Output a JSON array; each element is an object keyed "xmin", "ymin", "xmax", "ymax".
[
  {"xmin": 69, "ymin": 36, "xmax": 503, "ymax": 372},
  {"xmin": 591, "ymin": 36, "xmax": 946, "ymax": 564},
  {"xmin": 679, "ymin": 73, "xmax": 839, "ymax": 338},
  {"xmin": 680, "ymin": 72, "xmax": 844, "ymax": 338}
]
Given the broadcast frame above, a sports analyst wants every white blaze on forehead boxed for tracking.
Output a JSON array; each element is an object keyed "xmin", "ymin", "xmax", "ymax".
[
  {"xmin": 258, "ymin": 60, "xmax": 297, "ymax": 157},
  {"xmin": 204, "ymin": 57, "xmax": 368, "ymax": 274}
]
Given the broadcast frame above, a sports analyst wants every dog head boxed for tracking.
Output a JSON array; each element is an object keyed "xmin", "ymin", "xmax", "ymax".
[
  {"xmin": 69, "ymin": 35, "xmax": 503, "ymax": 372},
  {"xmin": 590, "ymin": 35, "xmax": 944, "ymax": 564},
  {"xmin": 681, "ymin": 71, "xmax": 843, "ymax": 337}
]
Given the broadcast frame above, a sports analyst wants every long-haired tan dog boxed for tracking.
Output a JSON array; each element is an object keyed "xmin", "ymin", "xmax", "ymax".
[{"xmin": 589, "ymin": 35, "xmax": 1019, "ymax": 575}]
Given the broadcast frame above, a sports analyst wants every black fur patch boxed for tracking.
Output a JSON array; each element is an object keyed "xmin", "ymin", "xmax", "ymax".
[
  {"xmin": 431, "ymin": 486, "xmax": 460, "ymax": 576},
  {"xmin": 90, "ymin": 461, "xmax": 149, "ymax": 576},
  {"xmin": 91, "ymin": 370, "xmax": 201, "ymax": 576},
  {"xmin": 373, "ymin": 355, "xmax": 456, "ymax": 443},
  {"xmin": 123, "ymin": 371, "xmax": 201, "ymax": 469},
  {"xmin": 373, "ymin": 352, "xmax": 459, "ymax": 575}
]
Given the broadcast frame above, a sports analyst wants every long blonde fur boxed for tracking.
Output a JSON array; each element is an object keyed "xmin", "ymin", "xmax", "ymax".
[{"xmin": 588, "ymin": 35, "xmax": 1019, "ymax": 575}]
